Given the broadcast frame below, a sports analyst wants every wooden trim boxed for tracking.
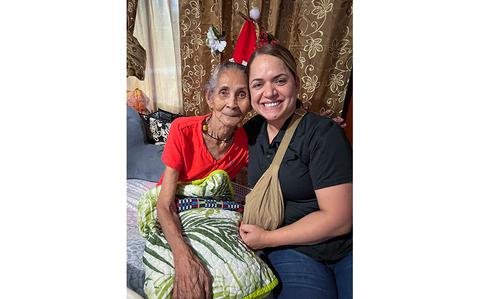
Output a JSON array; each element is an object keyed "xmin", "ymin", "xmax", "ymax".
[{"xmin": 342, "ymin": 72, "xmax": 353, "ymax": 145}]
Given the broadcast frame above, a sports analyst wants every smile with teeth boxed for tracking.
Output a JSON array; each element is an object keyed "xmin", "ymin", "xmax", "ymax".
[{"xmin": 263, "ymin": 101, "xmax": 281, "ymax": 108}]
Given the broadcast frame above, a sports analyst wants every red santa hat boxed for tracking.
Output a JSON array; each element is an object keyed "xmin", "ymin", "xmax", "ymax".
[{"xmin": 230, "ymin": 7, "xmax": 260, "ymax": 66}]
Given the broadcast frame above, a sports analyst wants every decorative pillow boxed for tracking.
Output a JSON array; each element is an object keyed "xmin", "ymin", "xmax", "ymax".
[
  {"xmin": 140, "ymin": 109, "xmax": 182, "ymax": 144},
  {"xmin": 137, "ymin": 170, "xmax": 278, "ymax": 299},
  {"xmin": 148, "ymin": 118, "xmax": 172, "ymax": 144}
]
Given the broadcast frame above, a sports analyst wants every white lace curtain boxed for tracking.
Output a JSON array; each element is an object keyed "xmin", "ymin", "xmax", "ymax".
[{"xmin": 127, "ymin": 0, "xmax": 183, "ymax": 114}]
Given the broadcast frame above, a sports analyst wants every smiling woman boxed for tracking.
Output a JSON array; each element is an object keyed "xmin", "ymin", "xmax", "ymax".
[
  {"xmin": 248, "ymin": 53, "xmax": 298, "ymax": 140},
  {"xmin": 242, "ymin": 44, "xmax": 353, "ymax": 299}
]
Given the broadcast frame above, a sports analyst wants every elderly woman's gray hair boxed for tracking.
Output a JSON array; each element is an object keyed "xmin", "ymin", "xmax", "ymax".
[{"xmin": 205, "ymin": 61, "xmax": 247, "ymax": 98}]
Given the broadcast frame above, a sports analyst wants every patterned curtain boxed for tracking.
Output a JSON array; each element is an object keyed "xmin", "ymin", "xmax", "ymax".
[{"xmin": 180, "ymin": 0, "xmax": 352, "ymax": 118}]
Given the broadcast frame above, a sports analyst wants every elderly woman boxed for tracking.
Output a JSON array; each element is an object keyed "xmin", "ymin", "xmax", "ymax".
[
  {"xmin": 155, "ymin": 61, "xmax": 251, "ymax": 298},
  {"xmin": 240, "ymin": 44, "xmax": 353, "ymax": 299}
]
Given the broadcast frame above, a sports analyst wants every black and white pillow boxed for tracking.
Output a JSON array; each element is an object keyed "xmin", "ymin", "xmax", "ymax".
[
  {"xmin": 148, "ymin": 118, "xmax": 172, "ymax": 144},
  {"xmin": 140, "ymin": 108, "xmax": 181, "ymax": 144}
]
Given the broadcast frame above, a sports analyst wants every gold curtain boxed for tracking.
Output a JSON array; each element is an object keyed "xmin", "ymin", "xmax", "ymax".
[{"xmin": 180, "ymin": 0, "xmax": 352, "ymax": 118}]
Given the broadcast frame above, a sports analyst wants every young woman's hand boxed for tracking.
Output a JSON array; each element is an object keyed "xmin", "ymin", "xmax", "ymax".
[{"xmin": 239, "ymin": 222, "xmax": 270, "ymax": 250}]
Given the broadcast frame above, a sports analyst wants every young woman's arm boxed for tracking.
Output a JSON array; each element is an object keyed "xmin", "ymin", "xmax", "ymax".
[{"xmin": 240, "ymin": 183, "xmax": 352, "ymax": 250}]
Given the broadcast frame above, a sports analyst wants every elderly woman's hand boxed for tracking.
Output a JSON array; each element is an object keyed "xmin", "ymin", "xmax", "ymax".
[
  {"xmin": 172, "ymin": 250, "xmax": 212, "ymax": 299},
  {"xmin": 239, "ymin": 222, "xmax": 270, "ymax": 250}
]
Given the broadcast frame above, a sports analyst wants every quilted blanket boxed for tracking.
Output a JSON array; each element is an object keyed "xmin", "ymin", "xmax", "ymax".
[{"xmin": 137, "ymin": 170, "xmax": 278, "ymax": 299}]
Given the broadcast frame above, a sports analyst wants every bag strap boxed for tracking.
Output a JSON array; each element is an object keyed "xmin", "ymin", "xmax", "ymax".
[{"xmin": 270, "ymin": 108, "xmax": 307, "ymax": 171}]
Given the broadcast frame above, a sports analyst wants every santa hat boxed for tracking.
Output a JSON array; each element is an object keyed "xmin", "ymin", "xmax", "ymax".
[{"xmin": 230, "ymin": 7, "xmax": 260, "ymax": 66}]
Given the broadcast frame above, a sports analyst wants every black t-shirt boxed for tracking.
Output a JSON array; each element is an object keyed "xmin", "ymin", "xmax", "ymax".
[{"xmin": 244, "ymin": 112, "xmax": 352, "ymax": 263}]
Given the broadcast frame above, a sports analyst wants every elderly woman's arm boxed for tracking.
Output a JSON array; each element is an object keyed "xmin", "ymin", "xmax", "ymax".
[
  {"xmin": 239, "ymin": 183, "xmax": 352, "ymax": 250},
  {"xmin": 157, "ymin": 166, "xmax": 212, "ymax": 299}
]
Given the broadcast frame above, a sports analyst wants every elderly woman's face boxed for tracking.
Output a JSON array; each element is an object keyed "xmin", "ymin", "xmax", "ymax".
[
  {"xmin": 248, "ymin": 54, "xmax": 298, "ymax": 126},
  {"xmin": 207, "ymin": 68, "xmax": 251, "ymax": 128}
]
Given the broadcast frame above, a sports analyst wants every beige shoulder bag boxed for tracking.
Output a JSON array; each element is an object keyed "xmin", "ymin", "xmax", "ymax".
[{"xmin": 243, "ymin": 108, "xmax": 306, "ymax": 230}]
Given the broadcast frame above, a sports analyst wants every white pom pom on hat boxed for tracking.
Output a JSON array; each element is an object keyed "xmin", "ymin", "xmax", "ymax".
[{"xmin": 249, "ymin": 7, "xmax": 260, "ymax": 20}]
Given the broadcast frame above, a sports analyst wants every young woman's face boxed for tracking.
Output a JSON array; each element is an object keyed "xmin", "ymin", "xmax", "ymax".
[
  {"xmin": 248, "ymin": 54, "xmax": 298, "ymax": 126},
  {"xmin": 207, "ymin": 68, "xmax": 251, "ymax": 128}
]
